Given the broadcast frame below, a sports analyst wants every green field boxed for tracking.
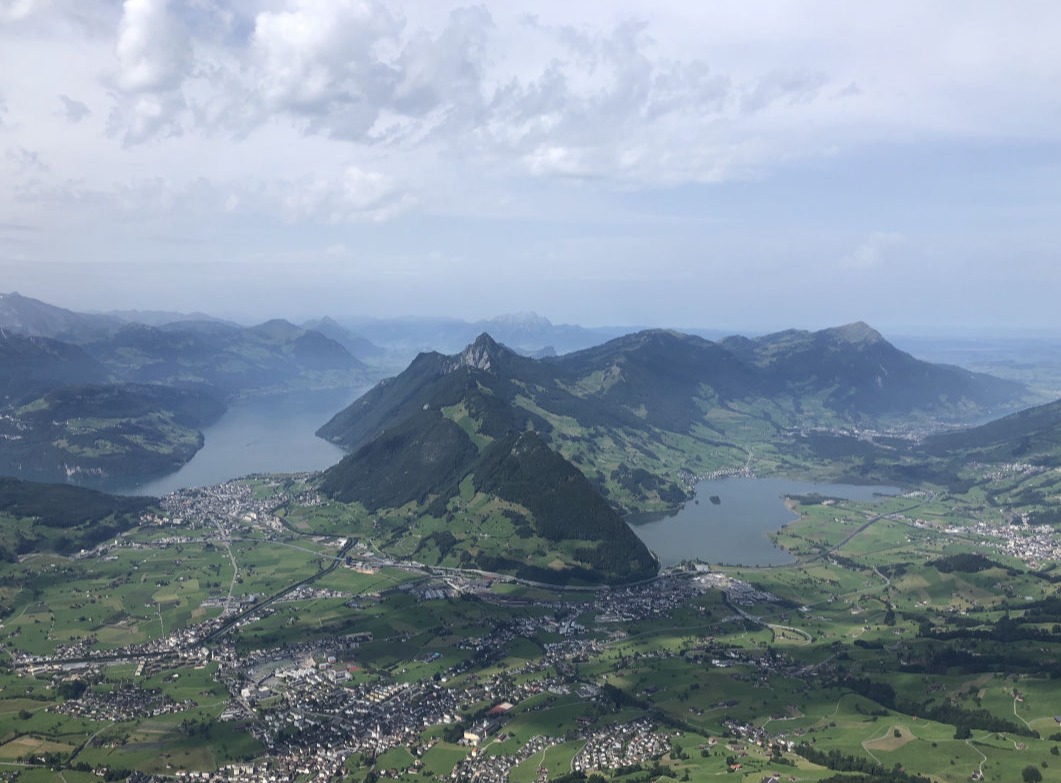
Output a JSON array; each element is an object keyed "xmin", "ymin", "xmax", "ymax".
[{"xmin": 1, "ymin": 469, "xmax": 1059, "ymax": 782}]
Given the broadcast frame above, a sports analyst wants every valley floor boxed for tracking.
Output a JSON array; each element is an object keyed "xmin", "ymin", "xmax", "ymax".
[{"xmin": 1, "ymin": 469, "xmax": 1060, "ymax": 783}]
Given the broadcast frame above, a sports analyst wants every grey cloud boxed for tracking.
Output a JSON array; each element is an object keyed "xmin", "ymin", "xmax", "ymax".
[
  {"xmin": 6, "ymin": 147, "xmax": 50, "ymax": 173},
  {"xmin": 391, "ymin": 6, "xmax": 492, "ymax": 120},
  {"xmin": 481, "ymin": 20, "xmax": 747, "ymax": 181},
  {"xmin": 741, "ymin": 70, "xmax": 829, "ymax": 114},
  {"xmin": 98, "ymin": 2, "xmax": 838, "ymax": 184},
  {"xmin": 250, "ymin": 0, "xmax": 404, "ymax": 138},
  {"xmin": 59, "ymin": 94, "xmax": 91, "ymax": 122},
  {"xmin": 246, "ymin": 2, "xmax": 498, "ymax": 144}
]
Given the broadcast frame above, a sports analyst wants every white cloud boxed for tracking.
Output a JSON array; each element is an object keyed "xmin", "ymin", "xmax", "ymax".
[
  {"xmin": 107, "ymin": 92, "xmax": 186, "ymax": 145},
  {"xmin": 107, "ymin": 0, "xmax": 192, "ymax": 144},
  {"xmin": 249, "ymin": 0, "xmax": 404, "ymax": 138},
  {"xmin": 0, "ymin": 0, "xmax": 50, "ymax": 23},
  {"xmin": 276, "ymin": 165, "xmax": 413, "ymax": 223},
  {"xmin": 841, "ymin": 232, "xmax": 904, "ymax": 270},
  {"xmin": 114, "ymin": 0, "xmax": 190, "ymax": 93}
]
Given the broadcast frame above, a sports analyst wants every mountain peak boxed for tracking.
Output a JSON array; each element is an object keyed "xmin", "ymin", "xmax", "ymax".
[
  {"xmin": 451, "ymin": 332, "xmax": 511, "ymax": 372},
  {"xmin": 485, "ymin": 311, "xmax": 553, "ymax": 329},
  {"xmin": 249, "ymin": 318, "xmax": 302, "ymax": 339},
  {"xmin": 824, "ymin": 321, "xmax": 885, "ymax": 345}
]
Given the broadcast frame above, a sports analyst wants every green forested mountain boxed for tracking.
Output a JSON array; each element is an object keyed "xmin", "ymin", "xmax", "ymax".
[
  {"xmin": 718, "ymin": 322, "xmax": 1020, "ymax": 418},
  {"xmin": 0, "ymin": 384, "xmax": 226, "ymax": 485},
  {"xmin": 0, "ymin": 295, "xmax": 372, "ymax": 486},
  {"xmin": 0, "ymin": 291, "xmax": 124, "ymax": 343},
  {"xmin": 921, "ymin": 396, "xmax": 1061, "ymax": 464},
  {"xmin": 314, "ymin": 325, "xmax": 1025, "ymax": 583},
  {"xmin": 85, "ymin": 318, "xmax": 366, "ymax": 396},
  {"xmin": 0, "ymin": 476, "xmax": 155, "ymax": 559},
  {"xmin": 320, "ymin": 326, "xmax": 1025, "ymax": 511},
  {"xmin": 0, "ymin": 331, "xmax": 109, "ymax": 404}
]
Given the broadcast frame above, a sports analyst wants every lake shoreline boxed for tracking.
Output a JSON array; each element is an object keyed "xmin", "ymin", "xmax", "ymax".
[{"xmin": 628, "ymin": 476, "xmax": 901, "ymax": 568}]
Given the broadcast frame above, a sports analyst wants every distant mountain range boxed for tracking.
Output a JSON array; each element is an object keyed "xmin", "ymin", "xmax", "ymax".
[
  {"xmin": 2, "ymin": 290, "xmax": 1051, "ymax": 585},
  {"xmin": 0, "ymin": 291, "xmax": 124, "ymax": 343},
  {"xmin": 0, "ymin": 292, "xmax": 370, "ymax": 485},
  {"xmin": 332, "ymin": 311, "xmax": 632, "ymax": 362}
]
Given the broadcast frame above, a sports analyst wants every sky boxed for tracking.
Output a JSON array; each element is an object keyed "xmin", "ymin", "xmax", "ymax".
[{"xmin": 1, "ymin": 0, "xmax": 1060, "ymax": 334}]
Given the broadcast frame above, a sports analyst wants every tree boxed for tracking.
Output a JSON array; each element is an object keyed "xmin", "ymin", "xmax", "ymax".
[{"xmin": 1022, "ymin": 764, "xmax": 1043, "ymax": 783}]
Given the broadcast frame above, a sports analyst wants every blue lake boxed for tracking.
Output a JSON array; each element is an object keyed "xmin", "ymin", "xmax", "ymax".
[
  {"xmin": 105, "ymin": 387, "xmax": 363, "ymax": 496},
  {"xmin": 627, "ymin": 477, "xmax": 902, "ymax": 567}
]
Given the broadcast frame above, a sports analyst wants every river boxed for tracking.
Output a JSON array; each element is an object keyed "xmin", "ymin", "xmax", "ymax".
[{"xmin": 627, "ymin": 477, "xmax": 901, "ymax": 567}]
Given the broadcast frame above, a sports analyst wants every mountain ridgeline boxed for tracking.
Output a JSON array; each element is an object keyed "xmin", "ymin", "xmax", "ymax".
[{"xmin": 316, "ymin": 325, "xmax": 1024, "ymax": 584}]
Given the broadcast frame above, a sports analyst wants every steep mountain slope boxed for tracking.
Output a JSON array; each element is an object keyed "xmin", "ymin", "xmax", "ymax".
[
  {"xmin": 0, "ymin": 331, "xmax": 233, "ymax": 486},
  {"xmin": 318, "ymin": 334, "xmax": 546, "ymax": 452},
  {"xmin": 0, "ymin": 477, "xmax": 156, "ymax": 559},
  {"xmin": 548, "ymin": 329, "xmax": 759, "ymax": 432},
  {"xmin": 0, "ymin": 331, "xmax": 108, "ymax": 403},
  {"xmin": 0, "ymin": 291, "xmax": 123, "ymax": 342},
  {"xmin": 720, "ymin": 322, "xmax": 1021, "ymax": 419},
  {"xmin": 319, "ymin": 418, "xmax": 658, "ymax": 585},
  {"xmin": 302, "ymin": 317, "xmax": 387, "ymax": 363},
  {"xmin": 920, "ymin": 397, "xmax": 1061, "ymax": 465},
  {"xmin": 0, "ymin": 295, "xmax": 376, "ymax": 487},
  {"xmin": 85, "ymin": 319, "xmax": 365, "ymax": 395},
  {"xmin": 315, "ymin": 324, "xmax": 1024, "ymax": 583},
  {"xmin": 321, "ymin": 325, "xmax": 1024, "ymax": 513},
  {"xmin": 0, "ymin": 384, "xmax": 226, "ymax": 485},
  {"xmin": 471, "ymin": 430, "xmax": 657, "ymax": 582}
]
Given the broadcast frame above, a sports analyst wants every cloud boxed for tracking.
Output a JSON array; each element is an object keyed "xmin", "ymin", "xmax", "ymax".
[
  {"xmin": 58, "ymin": 94, "xmax": 91, "ymax": 122},
  {"xmin": 88, "ymin": 0, "xmax": 1049, "ymax": 189},
  {"xmin": 841, "ymin": 232, "xmax": 904, "ymax": 270},
  {"xmin": 114, "ymin": 0, "xmax": 191, "ymax": 93},
  {"xmin": 244, "ymin": 1, "xmax": 497, "ymax": 145},
  {"xmin": 107, "ymin": 91, "xmax": 186, "ymax": 145},
  {"xmin": 107, "ymin": 0, "xmax": 192, "ymax": 144},
  {"xmin": 6, "ymin": 147, "xmax": 50, "ymax": 173},
  {"xmin": 391, "ymin": 5, "xmax": 492, "ymax": 120},
  {"xmin": 276, "ymin": 165, "xmax": 414, "ymax": 223},
  {"xmin": 249, "ymin": 0, "xmax": 404, "ymax": 138},
  {"xmin": 0, "ymin": 0, "xmax": 48, "ymax": 23}
]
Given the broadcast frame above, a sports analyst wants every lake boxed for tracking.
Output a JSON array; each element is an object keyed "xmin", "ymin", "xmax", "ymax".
[
  {"xmin": 105, "ymin": 387, "xmax": 364, "ymax": 496},
  {"xmin": 627, "ymin": 477, "xmax": 902, "ymax": 567}
]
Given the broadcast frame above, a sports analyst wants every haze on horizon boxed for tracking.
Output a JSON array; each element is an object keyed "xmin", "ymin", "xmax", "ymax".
[{"xmin": 1, "ymin": 1, "xmax": 1060, "ymax": 335}]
